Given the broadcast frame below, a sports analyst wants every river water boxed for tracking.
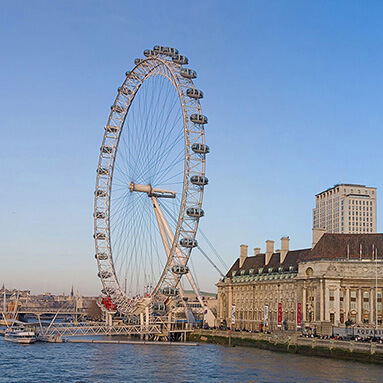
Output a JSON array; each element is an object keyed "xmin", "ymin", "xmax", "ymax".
[{"xmin": 0, "ymin": 336, "xmax": 381, "ymax": 383}]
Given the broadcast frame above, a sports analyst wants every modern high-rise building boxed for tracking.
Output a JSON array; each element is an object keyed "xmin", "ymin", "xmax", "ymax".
[{"xmin": 313, "ymin": 184, "xmax": 377, "ymax": 234}]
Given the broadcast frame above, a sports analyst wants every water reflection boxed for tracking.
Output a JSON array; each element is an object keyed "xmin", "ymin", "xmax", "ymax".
[{"xmin": 0, "ymin": 338, "xmax": 381, "ymax": 383}]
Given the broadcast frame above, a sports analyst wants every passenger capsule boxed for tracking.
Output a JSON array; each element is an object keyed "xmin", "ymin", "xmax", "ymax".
[
  {"xmin": 191, "ymin": 143, "xmax": 210, "ymax": 154},
  {"xmin": 111, "ymin": 105, "xmax": 124, "ymax": 114},
  {"xmin": 180, "ymin": 68, "xmax": 197, "ymax": 79},
  {"xmin": 98, "ymin": 271, "xmax": 112, "ymax": 279},
  {"xmin": 161, "ymin": 287, "xmax": 178, "ymax": 296},
  {"xmin": 134, "ymin": 58, "xmax": 144, "ymax": 65},
  {"xmin": 163, "ymin": 47, "xmax": 179, "ymax": 56},
  {"xmin": 125, "ymin": 71, "xmax": 131, "ymax": 77},
  {"xmin": 144, "ymin": 49, "xmax": 156, "ymax": 57},
  {"xmin": 171, "ymin": 265, "xmax": 189, "ymax": 275},
  {"xmin": 101, "ymin": 287, "xmax": 115, "ymax": 295},
  {"xmin": 95, "ymin": 253, "xmax": 108, "ymax": 260},
  {"xmin": 105, "ymin": 125, "xmax": 118, "ymax": 133},
  {"xmin": 190, "ymin": 114, "xmax": 208, "ymax": 125},
  {"xmin": 153, "ymin": 45, "xmax": 166, "ymax": 54},
  {"xmin": 179, "ymin": 238, "xmax": 198, "ymax": 248},
  {"xmin": 95, "ymin": 211, "xmax": 106, "ymax": 219},
  {"xmin": 186, "ymin": 207, "xmax": 205, "ymax": 218},
  {"xmin": 94, "ymin": 232, "xmax": 106, "ymax": 240},
  {"xmin": 190, "ymin": 175, "xmax": 208, "ymax": 186},
  {"xmin": 118, "ymin": 86, "xmax": 132, "ymax": 96},
  {"xmin": 186, "ymin": 88, "xmax": 204, "ymax": 99},
  {"xmin": 172, "ymin": 55, "xmax": 189, "ymax": 65},
  {"xmin": 153, "ymin": 302, "xmax": 166, "ymax": 311},
  {"xmin": 101, "ymin": 146, "xmax": 113, "ymax": 154},
  {"xmin": 97, "ymin": 167, "xmax": 108, "ymax": 176},
  {"xmin": 95, "ymin": 189, "xmax": 107, "ymax": 197}
]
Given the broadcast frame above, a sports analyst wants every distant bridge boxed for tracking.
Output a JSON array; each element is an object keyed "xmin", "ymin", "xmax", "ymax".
[{"xmin": 2, "ymin": 307, "xmax": 87, "ymax": 317}]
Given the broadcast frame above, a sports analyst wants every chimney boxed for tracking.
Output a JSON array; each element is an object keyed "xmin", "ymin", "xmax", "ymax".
[
  {"xmin": 265, "ymin": 240, "xmax": 274, "ymax": 265},
  {"xmin": 280, "ymin": 236, "xmax": 290, "ymax": 263},
  {"xmin": 254, "ymin": 247, "xmax": 261, "ymax": 256},
  {"xmin": 312, "ymin": 228, "xmax": 326, "ymax": 248},
  {"xmin": 239, "ymin": 244, "xmax": 248, "ymax": 268}
]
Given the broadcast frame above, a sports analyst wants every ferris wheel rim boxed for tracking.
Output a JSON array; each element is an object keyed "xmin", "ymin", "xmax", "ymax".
[{"xmin": 93, "ymin": 48, "xmax": 208, "ymax": 315}]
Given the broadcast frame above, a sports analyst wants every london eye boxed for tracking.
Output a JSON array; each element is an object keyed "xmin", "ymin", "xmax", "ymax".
[{"xmin": 93, "ymin": 46, "xmax": 209, "ymax": 321}]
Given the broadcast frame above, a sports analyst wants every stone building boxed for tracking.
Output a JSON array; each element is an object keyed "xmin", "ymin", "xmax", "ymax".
[
  {"xmin": 217, "ymin": 232, "xmax": 383, "ymax": 332},
  {"xmin": 313, "ymin": 183, "xmax": 377, "ymax": 234}
]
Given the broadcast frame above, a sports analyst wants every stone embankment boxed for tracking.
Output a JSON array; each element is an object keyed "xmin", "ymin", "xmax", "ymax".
[{"xmin": 189, "ymin": 329, "xmax": 383, "ymax": 364}]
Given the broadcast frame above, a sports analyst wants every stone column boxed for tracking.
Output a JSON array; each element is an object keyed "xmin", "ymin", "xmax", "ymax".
[
  {"xmin": 228, "ymin": 284, "xmax": 233, "ymax": 328},
  {"xmin": 357, "ymin": 289, "xmax": 362, "ymax": 323},
  {"xmin": 302, "ymin": 284, "xmax": 306, "ymax": 323},
  {"xmin": 325, "ymin": 285, "xmax": 330, "ymax": 321},
  {"xmin": 345, "ymin": 287, "xmax": 350, "ymax": 321},
  {"xmin": 320, "ymin": 279, "xmax": 324, "ymax": 322},
  {"xmin": 335, "ymin": 286, "xmax": 340, "ymax": 325}
]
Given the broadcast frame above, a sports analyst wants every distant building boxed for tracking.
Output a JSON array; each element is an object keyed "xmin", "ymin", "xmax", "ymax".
[
  {"xmin": 217, "ymin": 233, "xmax": 383, "ymax": 332},
  {"xmin": 312, "ymin": 184, "xmax": 377, "ymax": 234}
]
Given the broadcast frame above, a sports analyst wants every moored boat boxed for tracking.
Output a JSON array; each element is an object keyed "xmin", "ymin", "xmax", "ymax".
[{"xmin": 4, "ymin": 329, "xmax": 36, "ymax": 344}]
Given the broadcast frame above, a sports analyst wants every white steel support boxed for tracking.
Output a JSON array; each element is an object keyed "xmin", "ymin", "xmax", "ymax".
[
  {"xmin": 152, "ymin": 197, "xmax": 205, "ymax": 310},
  {"xmin": 151, "ymin": 196, "xmax": 189, "ymax": 310}
]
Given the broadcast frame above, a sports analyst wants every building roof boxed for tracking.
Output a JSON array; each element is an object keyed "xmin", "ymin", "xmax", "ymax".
[
  {"xmin": 308, "ymin": 233, "xmax": 383, "ymax": 261},
  {"xmin": 225, "ymin": 248, "xmax": 311, "ymax": 277},
  {"xmin": 225, "ymin": 233, "xmax": 383, "ymax": 277},
  {"xmin": 315, "ymin": 183, "xmax": 375, "ymax": 196}
]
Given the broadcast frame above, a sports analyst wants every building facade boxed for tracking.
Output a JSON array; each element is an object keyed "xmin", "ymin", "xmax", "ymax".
[
  {"xmin": 312, "ymin": 184, "xmax": 377, "ymax": 234},
  {"xmin": 217, "ymin": 233, "xmax": 383, "ymax": 332}
]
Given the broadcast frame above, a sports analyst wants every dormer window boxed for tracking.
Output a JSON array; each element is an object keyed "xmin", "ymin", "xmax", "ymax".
[
  {"xmin": 268, "ymin": 267, "xmax": 273, "ymax": 273},
  {"xmin": 249, "ymin": 268, "xmax": 254, "ymax": 275},
  {"xmin": 232, "ymin": 270, "xmax": 237, "ymax": 277},
  {"xmin": 289, "ymin": 265, "xmax": 294, "ymax": 272},
  {"xmin": 240, "ymin": 270, "xmax": 245, "ymax": 276},
  {"xmin": 258, "ymin": 268, "xmax": 263, "ymax": 274},
  {"xmin": 278, "ymin": 266, "xmax": 283, "ymax": 273}
]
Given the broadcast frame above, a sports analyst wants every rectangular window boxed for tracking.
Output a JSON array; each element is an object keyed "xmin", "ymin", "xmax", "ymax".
[
  {"xmin": 340, "ymin": 290, "xmax": 344, "ymax": 309},
  {"xmin": 363, "ymin": 291, "xmax": 369, "ymax": 310},
  {"xmin": 329, "ymin": 290, "xmax": 335, "ymax": 309},
  {"xmin": 351, "ymin": 291, "xmax": 357, "ymax": 309}
]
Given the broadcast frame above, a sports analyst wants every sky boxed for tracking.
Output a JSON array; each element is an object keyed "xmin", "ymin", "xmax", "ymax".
[{"xmin": 1, "ymin": 0, "xmax": 383, "ymax": 295}]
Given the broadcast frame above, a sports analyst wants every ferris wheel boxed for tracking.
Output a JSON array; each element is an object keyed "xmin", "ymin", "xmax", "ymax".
[{"xmin": 93, "ymin": 46, "xmax": 209, "ymax": 318}]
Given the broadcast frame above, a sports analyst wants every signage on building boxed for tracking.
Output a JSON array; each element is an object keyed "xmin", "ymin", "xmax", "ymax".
[
  {"xmin": 231, "ymin": 304, "xmax": 236, "ymax": 325},
  {"xmin": 278, "ymin": 303, "xmax": 282, "ymax": 327},
  {"xmin": 354, "ymin": 328, "xmax": 383, "ymax": 337},
  {"xmin": 297, "ymin": 303, "xmax": 302, "ymax": 328},
  {"xmin": 264, "ymin": 305, "xmax": 269, "ymax": 327}
]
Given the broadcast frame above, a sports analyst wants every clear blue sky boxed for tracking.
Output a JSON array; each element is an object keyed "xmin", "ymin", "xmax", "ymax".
[{"xmin": 1, "ymin": 0, "xmax": 383, "ymax": 295}]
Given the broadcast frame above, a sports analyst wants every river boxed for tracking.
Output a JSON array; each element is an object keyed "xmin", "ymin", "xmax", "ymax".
[{"xmin": 0, "ymin": 336, "xmax": 381, "ymax": 382}]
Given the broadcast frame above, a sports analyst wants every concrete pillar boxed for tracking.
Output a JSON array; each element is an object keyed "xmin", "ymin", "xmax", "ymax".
[
  {"xmin": 357, "ymin": 289, "xmax": 362, "ymax": 323},
  {"xmin": 140, "ymin": 312, "xmax": 144, "ymax": 331},
  {"xmin": 145, "ymin": 306, "xmax": 150, "ymax": 327}
]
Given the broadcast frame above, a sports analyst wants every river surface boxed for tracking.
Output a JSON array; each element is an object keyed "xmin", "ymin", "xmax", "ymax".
[{"xmin": 0, "ymin": 336, "xmax": 382, "ymax": 383}]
